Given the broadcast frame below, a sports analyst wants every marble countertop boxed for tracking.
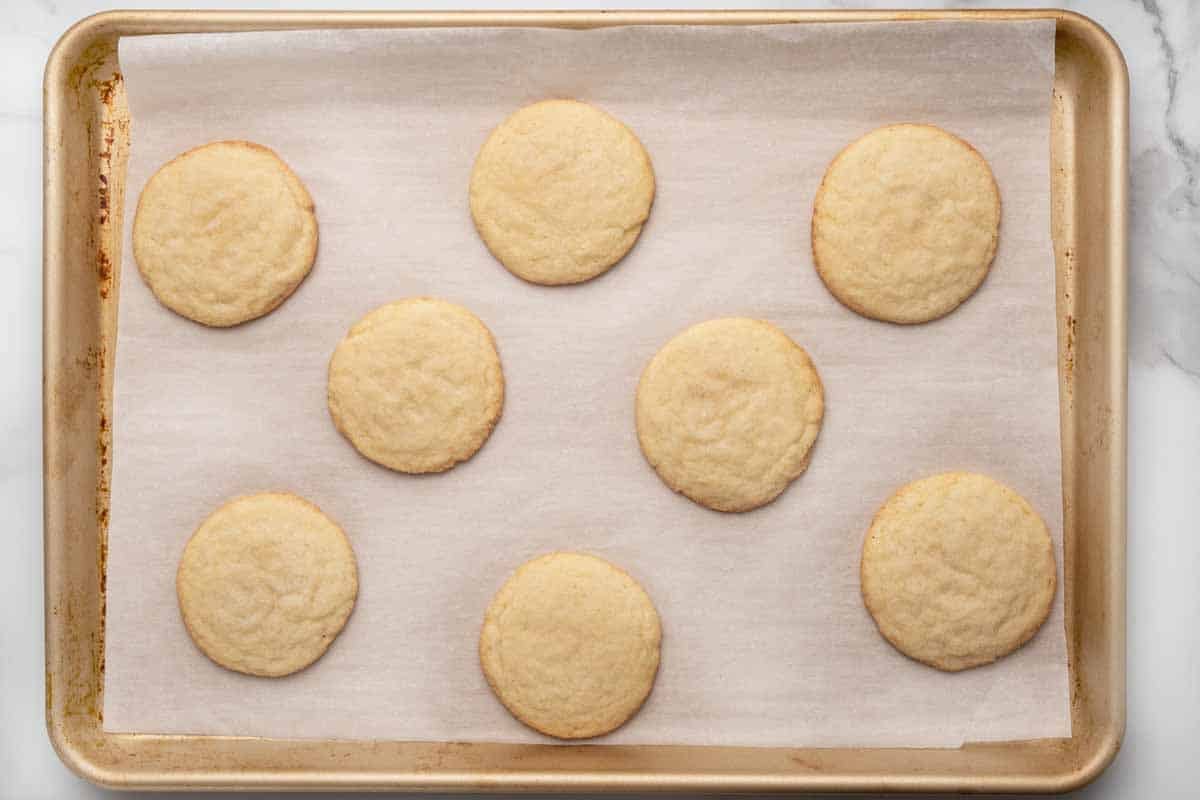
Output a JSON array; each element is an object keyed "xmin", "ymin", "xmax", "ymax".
[{"xmin": 4, "ymin": 1, "xmax": 1196, "ymax": 797}]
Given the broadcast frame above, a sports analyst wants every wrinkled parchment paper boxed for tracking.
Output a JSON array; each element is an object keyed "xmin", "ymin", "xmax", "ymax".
[{"xmin": 105, "ymin": 21, "xmax": 1069, "ymax": 746}]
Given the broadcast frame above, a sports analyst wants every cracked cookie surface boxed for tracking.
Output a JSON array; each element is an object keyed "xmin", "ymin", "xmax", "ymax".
[
  {"xmin": 133, "ymin": 140, "xmax": 318, "ymax": 326},
  {"xmin": 635, "ymin": 318, "xmax": 824, "ymax": 512},
  {"xmin": 811, "ymin": 124, "xmax": 1000, "ymax": 324},
  {"xmin": 176, "ymin": 492, "xmax": 358, "ymax": 677},
  {"xmin": 479, "ymin": 552, "xmax": 661, "ymax": 739},
  {"xmin": 327, "ymin": 298, "xmax": 504, "ymax": 474},
  {"xmin": 860, "ymin": 472, "xmax": 1056, "ymax": 672},
  {"xmin": 469, "ymin": 100, "xmax": 655, "ymax": 285}
]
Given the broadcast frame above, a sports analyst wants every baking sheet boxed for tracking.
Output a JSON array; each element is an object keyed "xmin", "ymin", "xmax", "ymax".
[{"xmin": 105, "ymin": 20, "xmax": 1068, "ymax": 747}]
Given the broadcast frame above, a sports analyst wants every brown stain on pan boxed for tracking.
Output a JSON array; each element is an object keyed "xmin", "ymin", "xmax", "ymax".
[
  {"xmin": 96, "ymin": 402, "xmax": 110, "ymax": 704},
  {"xmin": 95, "ymin": 75, "xmax": 120, "ymax": 107},
  {"xmin": 97, "ymin": 173, "xmax": 109, "ymax": 226},
  {"xmin": 92, "ymin": 71, "xmax": 124, "ymax": 298},
  {"xmin": 1065, "ymin": 312, "xmax": 1078, "ymax": 376},
  {"xmin": 96, "ymin": 250, "xmax": 112, "ymax": 298},
  {"xmin": 88, "ymin": 57, "xmax": 124, "ymax": 731},
  {"xmin": 66, "ymin": 39, "xmax": 114, "ymax": 92}
]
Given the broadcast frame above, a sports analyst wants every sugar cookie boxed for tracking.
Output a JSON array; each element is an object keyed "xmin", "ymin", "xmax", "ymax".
[
  {"xmin": 133, "ymin": 141, "xmax": 317, "ymax": 326},
  {"xmin": 176, "ymin": 492, "xmax": 357, "ymax": 677},
  {"xmin": 860, "ymin": 472, "xmax": 1056, "ymax": 671},
  {"xmin": 479, "ymin": 552, "xmax": 661, "ymax": 739},
  {"xmin": 469, "ymin": 100, "xmax": 655, "ymax": 285},
  {"xmin": 636, "ymin": 318, "xmax": 824, "ymax": 512},
  {"xmin": 327, "ymin": 298, "xmax": 504, "ymax": 473},
  {"xmin": 811, "ymin": 124, "xmax": 1000, "ymax": 323}
]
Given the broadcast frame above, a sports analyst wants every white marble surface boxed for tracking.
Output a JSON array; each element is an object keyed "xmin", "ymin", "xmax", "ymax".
[{"xmin": 3, "ymin": 0, "xmax": 1196, "ymax": 797}]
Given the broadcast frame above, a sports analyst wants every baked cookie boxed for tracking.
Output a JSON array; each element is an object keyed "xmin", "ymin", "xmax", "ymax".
[
  {"xmin": 636, "ymin": 318, "xmax": 824, "ymax": 512},
  {"xmin": 469, "ymin": 99, "xmax": 655, "ymax": 285},
  {"xmin": 176, "ymin": 492, "xmax": 358, "ymax": 677},
  {"xmin": 479, "ymin": 552, "xmax": 661, "ymax": 739},
  {"xmin": 811, "ymin": 124, "xmax": 1001, "ymax": 324},
  {"xmin": 133, "ymin": 140, "xmax": 318, "ymax": 326},
  {"xmin": 860, "ymin": 472, "xmax": 1057, "ymax": 672},
  {"xmin": 327, "ymin": 298, "xmax": 504, "ymax": 474}
]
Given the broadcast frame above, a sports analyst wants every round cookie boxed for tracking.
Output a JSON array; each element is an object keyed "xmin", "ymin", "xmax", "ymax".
[
  {"xmin": 811, "ymin": 124, "xmax": 1001, "ymax": 324},
  {"xmin": 860, "ymin": 472, "xmax": 1057, "ymax": 672},
  {"xmin": 635, "ymin": 318, "xmax": 824, "ymax": 512},
  {"xmin": 176, "ymin": 492, "xmax": 358, "ymax": 677},
  {"xmin": 133, "ymin": 140, "xmax": 318, "ymax": 327},
  {"xmin": 327, "ymin": 298, "xmax": 504, "ymax": 474},
  {"xmin": 479, "ymin": 552, "xmax": 661, "ymax": 739},
  {"xmin": 469, "ymin": 99, "xmax": 656, "ymax": 285}
]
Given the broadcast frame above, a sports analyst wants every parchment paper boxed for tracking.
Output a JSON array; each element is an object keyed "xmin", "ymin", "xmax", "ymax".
[{"xmin": 105, "ymin": 21, "xmax": 1069, "ymax": 747}]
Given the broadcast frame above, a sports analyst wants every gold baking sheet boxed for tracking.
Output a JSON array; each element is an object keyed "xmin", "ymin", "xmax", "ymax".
[{"xmin": 43, "ymin": 9, "xmax": 1127, "ymax": 792}]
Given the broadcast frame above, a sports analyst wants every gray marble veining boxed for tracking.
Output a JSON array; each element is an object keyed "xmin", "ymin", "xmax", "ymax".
[{"xmin": 1122, "ymin": 0, "xmax": 1200, "ymax": 375}]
